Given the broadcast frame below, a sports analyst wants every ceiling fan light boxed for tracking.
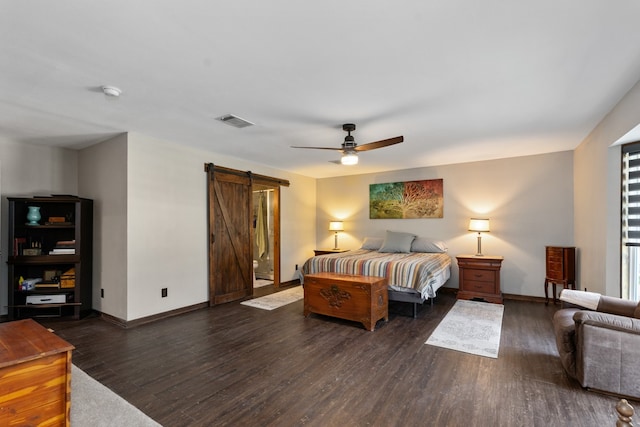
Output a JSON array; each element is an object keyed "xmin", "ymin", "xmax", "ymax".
[{"xmin": 341, "ymin": 152, "xmax": 358, "ymax": 165}]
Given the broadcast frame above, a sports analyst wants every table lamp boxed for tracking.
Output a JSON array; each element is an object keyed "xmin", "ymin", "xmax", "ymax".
[
  {"xmin": 329, "ymin": 221, "xmax": 344, "ymax": 250},
  {"xmin": 468, "ymin": 218, "xmax": 490, "ymax": 256}
]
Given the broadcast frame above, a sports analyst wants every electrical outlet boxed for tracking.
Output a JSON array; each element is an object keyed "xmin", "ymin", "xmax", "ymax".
[
  {"xmin": 161, "ymin": 288, "xmax": 168, "ymax": 298},
  {"xmin": 101, "ymin": 288, "xmax": 104, "ymax": 298}
]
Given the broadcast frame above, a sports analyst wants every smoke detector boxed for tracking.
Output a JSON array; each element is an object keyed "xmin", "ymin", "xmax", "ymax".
[
  {"xmin": 101, "ymin": 86, "xmax": 122, "ymax": 97},
  {"xmin": 215, "ymin": 114, "xmax": 255, "ymax": 129}
]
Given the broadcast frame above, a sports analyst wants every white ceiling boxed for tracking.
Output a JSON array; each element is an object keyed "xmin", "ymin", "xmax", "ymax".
[{"xmin": 2, "ymin": 1, "xmax": 640, "ymax": 178}]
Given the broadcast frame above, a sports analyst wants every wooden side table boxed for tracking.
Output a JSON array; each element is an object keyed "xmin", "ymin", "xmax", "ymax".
[
  {"xmin": 545, "ymin": 246, "xmax": 576, "ymax": 304},
  {"xmin": 456, "ymin": 255, "xmax": 504, "ymax": 304},
  {"xmin": 314, "ymin": 249, "xmax": 350, "ymax": 256},
  {"xmin": 0, "ymin": 319, "xmax": 74, "ymax": 426}
]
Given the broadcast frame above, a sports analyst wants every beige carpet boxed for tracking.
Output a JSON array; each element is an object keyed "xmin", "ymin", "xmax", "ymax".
[
  {"xmin": 425, "ymin": 299, "xmax": 504, "ymax": 358},
  {"xmin": 71, "ymin": 365, "xmax": 161, "ymax": 427},
  {"xmin": 241, "ymin": 286, "xmax": 304, "ymax": 310}
]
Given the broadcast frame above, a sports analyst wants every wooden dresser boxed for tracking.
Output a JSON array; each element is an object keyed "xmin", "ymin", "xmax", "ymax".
[
  {"xmin": 544, "ymin": 246, "xmax": 576, "ymax": 304},
  {"xmin": 0, "ymin": 319, "xmax": 74, "ymax": 426},
  {"xmin": 304, "ymin": 272, "xmax": 388, "ymax": 331},
  {"xmin": 456, "ymin": 255, "xmax": 504, "ymax": 304}
]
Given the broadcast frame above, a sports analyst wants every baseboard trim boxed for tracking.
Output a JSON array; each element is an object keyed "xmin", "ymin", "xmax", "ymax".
[
  {"xmin": 502, "ymin": 293, "xmax": 547, "ymax": 304},
  {"xmin": 98, "ymin": 281, "xmax": 302, "ymax": 328},
  {"xmin": 278, "ymin": 279, "xmax": 301, "ymax": 288},
  {"xmin": 99, "ymin": 301, "xmax": 209, "ymax": 328},
  {"xmin": 440, "ymin": 286, "xmax": 548, "ymax": 304}
]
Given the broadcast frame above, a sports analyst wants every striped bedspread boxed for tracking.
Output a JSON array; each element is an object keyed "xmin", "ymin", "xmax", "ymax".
[{"xmin": 301, "ymin": 249, "xmax": 451, "ymax": 299}]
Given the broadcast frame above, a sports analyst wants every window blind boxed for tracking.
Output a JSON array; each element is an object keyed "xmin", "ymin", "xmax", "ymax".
[{"xmin": 623, "ymin": 143, "xmax": 640, "ymax": 246}]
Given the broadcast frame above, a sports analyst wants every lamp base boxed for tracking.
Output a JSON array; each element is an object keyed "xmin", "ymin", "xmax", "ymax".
[{"xmin": 475, "ymin": 234, "xmax": 483, "ymax": 256}]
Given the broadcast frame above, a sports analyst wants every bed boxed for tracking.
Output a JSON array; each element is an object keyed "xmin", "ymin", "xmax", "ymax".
[{"xmin": 300, "ymin": 232, "xmax": 452, "ymax": 317}]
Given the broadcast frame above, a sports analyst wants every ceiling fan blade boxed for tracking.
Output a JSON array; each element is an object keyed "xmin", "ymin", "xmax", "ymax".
[
  {"xmin": 290, "ymin": 145, "xmax": 343, "ymax": 151},
  {"xmin": 354, "ymin": 136, "xmax": 404, "ymax": 152}
]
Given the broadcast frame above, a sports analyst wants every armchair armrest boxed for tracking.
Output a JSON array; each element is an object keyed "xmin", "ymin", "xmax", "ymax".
[{"xmin": 574, "ymin": 311, "xmax": 640, "ymax": 335}]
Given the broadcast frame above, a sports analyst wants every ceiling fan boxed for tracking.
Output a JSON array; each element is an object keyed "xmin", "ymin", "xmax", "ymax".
[{"xmin": 291, "ymin": 123, "xmax": 404, "ymax": 165}]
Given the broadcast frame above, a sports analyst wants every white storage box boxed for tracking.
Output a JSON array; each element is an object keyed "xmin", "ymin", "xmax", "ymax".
[{"xmin": 26, "ymin": 294, "xmax": 66, "ymax": 304}]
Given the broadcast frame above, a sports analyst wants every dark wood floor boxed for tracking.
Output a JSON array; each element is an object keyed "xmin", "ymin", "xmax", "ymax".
[{"xmin": 40, "ymin": 287, "xmax": 629, "ymax": 426}]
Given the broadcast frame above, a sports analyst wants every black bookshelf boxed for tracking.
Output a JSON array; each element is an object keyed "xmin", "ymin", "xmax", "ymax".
[{"xmin": 7, "ymin": 196, "xmax": 93, "ymax": 320}]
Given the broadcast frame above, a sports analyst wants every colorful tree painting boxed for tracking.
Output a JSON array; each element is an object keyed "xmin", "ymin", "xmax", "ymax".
[{"xmin": 369, "ymin": 179, "xmax": 443, "ymax": 219}]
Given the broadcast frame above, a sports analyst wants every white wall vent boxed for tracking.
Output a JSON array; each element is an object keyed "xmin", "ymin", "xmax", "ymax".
[{"xmin": 215, "ymin": 114, "xmax": 255, "ymax": 129}]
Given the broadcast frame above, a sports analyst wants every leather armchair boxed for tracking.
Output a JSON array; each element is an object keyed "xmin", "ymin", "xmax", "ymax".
[{"xmin": 553, "ymin": 291, "xmax": 640, "ymax": 399}]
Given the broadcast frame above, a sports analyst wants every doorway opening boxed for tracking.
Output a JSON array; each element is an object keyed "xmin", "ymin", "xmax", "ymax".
[{"xmin": 253, "ymin": 187, "xmax": 275, "ymax": 288}]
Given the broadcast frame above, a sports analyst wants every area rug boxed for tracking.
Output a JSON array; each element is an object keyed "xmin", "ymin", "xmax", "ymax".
[
  {"xmin": 71, "ymin": 364, "xmax": 161, "ymax": 426},
  {"xmin": 425, "ymin": 299, "xmax": 504, "ymax": 358},
  {"xmin": 241, "ymin": 286, "xmax": 304, "ymax": 310}
]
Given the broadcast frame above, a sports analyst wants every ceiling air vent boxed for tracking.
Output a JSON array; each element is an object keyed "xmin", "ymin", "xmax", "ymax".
[{"xmin": 215, "ymin": 114, "xmax": 255, "ymax": 129}]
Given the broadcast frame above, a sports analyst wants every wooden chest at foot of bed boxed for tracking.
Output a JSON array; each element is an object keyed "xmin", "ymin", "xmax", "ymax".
[{"xmin": 303, "ymin": 272, "xmax": 388, "ymax": 331}]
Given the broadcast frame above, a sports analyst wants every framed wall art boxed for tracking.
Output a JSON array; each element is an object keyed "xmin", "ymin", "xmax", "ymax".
[{"xmin": 369, "ymin": 178, "xmax": 443, "ymax": 219}]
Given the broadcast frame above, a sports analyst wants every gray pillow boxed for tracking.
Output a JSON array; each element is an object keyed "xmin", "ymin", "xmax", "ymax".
[
  {"xmin": 360, "ymin": 237, "xmax": 384, "ymax": 251},
  {"xmin": 378, "ymin": 230, "xmax": 416, "ymax": 253},
  {"xmin": 410, "ymin": 237, "xmax": 447, "ymax": 253}
]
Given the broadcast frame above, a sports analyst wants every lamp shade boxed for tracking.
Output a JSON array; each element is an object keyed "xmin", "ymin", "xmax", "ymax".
[
  {"xmin": 329, "ymin": 221, "xmax": 344, "ymax": 231},
  {"xmin": 468, "ymin": 218, "xmax": 490, "ymax": 232}
]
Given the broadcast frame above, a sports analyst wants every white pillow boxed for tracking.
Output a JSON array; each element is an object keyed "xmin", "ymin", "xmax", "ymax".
[
  {"xmin": 378, "ymin": 230, "xmax": 416, "ymax": 253},
  {"xmin": 360, "ymin": 237, "xmax": 384, "ymax": 251},
  {"xmin": 410, "ymin": 237, "xmax": 447, "ymax": 253}
]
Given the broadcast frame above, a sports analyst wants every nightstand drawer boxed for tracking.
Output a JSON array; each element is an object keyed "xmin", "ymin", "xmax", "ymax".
[
  {"xmin": 464, "ymin": 280, "xmax": 495, "ymax": 294},
  {"xmin": 462, "ymin": 269, "xmax": 495, "ymax": 283}
]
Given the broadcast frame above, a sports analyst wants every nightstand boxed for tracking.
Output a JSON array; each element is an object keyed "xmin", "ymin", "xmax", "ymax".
[
  {"xmin": 314, "ymin": 249, "xmax": 350, "ymax": 256},
  {"xmin": 456, "ymin": 255, "xmax": 504, "ymax": 304}
]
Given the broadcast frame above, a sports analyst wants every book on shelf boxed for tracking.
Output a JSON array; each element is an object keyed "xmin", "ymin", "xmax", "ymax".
[
  {"xmin": 50, "ymin": 240, "xmax": 76, "ymax": 254},
  {"xmin": 45, "ymin": 221, "xmax": 73, "ymax": 226},
  {"xmin": 49, "ymin": 248, "xmax": 76, "ymax": 255},
  {"xmin": 13, "ymin": 237, "xmax": 26, "ymax": 255},
  {"xmin": 35, "ymin": 282, "xmax": 60, "ymax": 289}
]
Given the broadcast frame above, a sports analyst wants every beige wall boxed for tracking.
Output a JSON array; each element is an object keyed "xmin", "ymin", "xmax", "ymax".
[
  {"xmin": 574, "ymin": 79, "xmax": 640, "ymax": 296},
  {"xmin": 317, "ymin": 151, "xmax": 574, "ymax": 298},
  {"xmin": 79, "ymin": 132, "xmax": 316, "ymax": 321},
  {"xmin": 78, "ymin": 134, "xmax": 128, "ymax": 319}
]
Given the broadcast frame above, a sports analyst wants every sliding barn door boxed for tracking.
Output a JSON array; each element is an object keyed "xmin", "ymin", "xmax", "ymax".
[{"xmin": 207, "ymin": 165, "xmax": 253, "ymax": 305}]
